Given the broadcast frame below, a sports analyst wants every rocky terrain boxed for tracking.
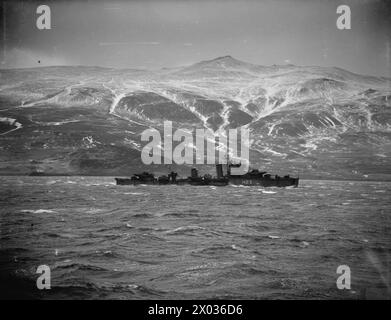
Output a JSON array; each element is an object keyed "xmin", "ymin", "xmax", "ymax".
[{"xmin": 0, "ymin": 56, "xmax": 390, "ymax": 179}]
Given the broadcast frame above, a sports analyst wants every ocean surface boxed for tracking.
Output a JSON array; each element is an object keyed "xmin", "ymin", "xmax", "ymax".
[{"xmin": 0, "ymin": 177, "xmax": 390, "ymax": 300}]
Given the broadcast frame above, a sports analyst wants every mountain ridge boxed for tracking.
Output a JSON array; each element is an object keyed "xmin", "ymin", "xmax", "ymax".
[
  {"xmin": 3, "ymin": 55, "xmax": 389, "ymax": 80},
  {"xmin": 0, "ymin": 56, "xmax": 390, "ymax": 179}
]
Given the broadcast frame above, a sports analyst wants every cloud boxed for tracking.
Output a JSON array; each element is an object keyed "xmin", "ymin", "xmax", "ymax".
[
  {"xmin": 99, "ymin": 42, "xmax": 130, "ymax": 46},
  {"xmin": 135, "ymin": 42, "xmax": 160, "ymax": 45},
  {"xmin": 99, "ymin": 41, "xmax": 160, "ymax": 46}
]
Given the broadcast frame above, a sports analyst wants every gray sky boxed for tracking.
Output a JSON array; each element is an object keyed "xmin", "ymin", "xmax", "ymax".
[{"xmin": 1, "ymin": 0, "xmax": 390, "ymax": 76}]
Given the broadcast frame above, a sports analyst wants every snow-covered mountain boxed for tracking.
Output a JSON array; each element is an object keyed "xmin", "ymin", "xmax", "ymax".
[{"xmin": 0, "ymin": 56, "xmax": 390, "ymax": 179}]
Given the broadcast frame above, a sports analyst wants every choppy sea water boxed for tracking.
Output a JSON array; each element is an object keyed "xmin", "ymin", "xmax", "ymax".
[{"xmin": 0, "ymin": 177, "xmax": 390, "ymax": 300}]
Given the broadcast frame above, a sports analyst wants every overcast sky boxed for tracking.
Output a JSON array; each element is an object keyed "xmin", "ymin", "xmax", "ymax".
[{"xmin": 1, "ymin": 0, "xmax": 390, "ymax": 76}]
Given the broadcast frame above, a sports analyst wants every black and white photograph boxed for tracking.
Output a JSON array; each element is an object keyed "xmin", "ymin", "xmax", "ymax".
[{"xmin": 0, "ymin": 0, "xmax": 390, "ymax": 303}]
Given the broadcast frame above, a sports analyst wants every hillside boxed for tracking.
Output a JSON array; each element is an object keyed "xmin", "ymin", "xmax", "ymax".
[{"xmin": 0, "ymin": 56, "xmax": 390, "ymax": 179}]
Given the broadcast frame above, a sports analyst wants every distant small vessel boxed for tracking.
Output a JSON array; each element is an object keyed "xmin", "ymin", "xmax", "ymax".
[
  {"xmin": 29, "ymin": 170, "xmax": 46, "ymax": 176},
  {"xmin": 115, "ymin": 163, "xmax": 299, "ymax": 187}
]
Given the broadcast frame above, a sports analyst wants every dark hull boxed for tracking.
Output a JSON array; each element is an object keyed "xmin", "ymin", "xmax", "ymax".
[
  {"xmin": 115, "ymin": 178, "xmax": 156, "ymax": 185},
  {"xmin": 229, "ymin": 177, "xmax": 299, "ymax": 187},
  {"xmin": 115, "ymin": 177, "xmax": 298, "ymax": 187},
  {"xmin": 188, "ymin": 179, "xmax": 229, "ymax": 186},
  {"xmin": 115, "ymin": 178, "xmax": 229, "ymax": 186}
]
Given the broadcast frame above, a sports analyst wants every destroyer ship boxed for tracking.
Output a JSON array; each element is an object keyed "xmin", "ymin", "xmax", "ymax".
[{"xmin": 115, "ymin": 163, "xmax": 299, "ymax": 187}]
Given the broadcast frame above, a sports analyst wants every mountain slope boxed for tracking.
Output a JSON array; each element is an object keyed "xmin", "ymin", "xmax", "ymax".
[{"xmin": 0, "ymin": 57, "xmax": 390, "ymax": 179}]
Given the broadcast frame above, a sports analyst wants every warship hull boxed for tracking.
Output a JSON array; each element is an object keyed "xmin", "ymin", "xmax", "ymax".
[
  {"xmin": 229, "ymin": 177, "xmax": 299, "ymax": 187},
  {"xmin": 115, "ymin": 164, "xmax": 299, "ymax": 187},
  {"xmin": 115, "ymin": 178, "xmax": 229, "ymax": 186},
  {"xmin": 115, "ymin": 177, "xmax": 297, "ymax": 187},
  {"xmin": 115, "ymin": 178, "xmax": 153, "ymax": 185}
]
